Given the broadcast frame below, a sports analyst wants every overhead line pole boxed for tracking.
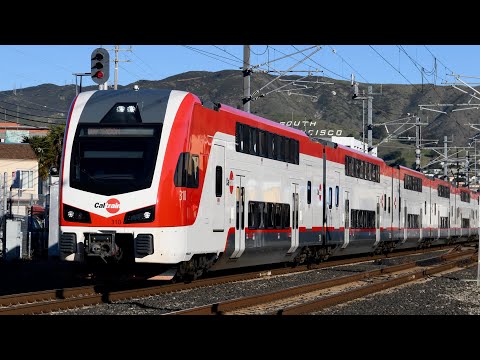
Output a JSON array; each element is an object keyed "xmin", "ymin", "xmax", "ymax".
[{"xmin": 243, "ymin": 45, "xmax": 251, "ymax": 113}]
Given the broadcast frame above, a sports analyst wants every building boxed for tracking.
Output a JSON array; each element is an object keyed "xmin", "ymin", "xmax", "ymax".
[
  {"xmin": 331, "ymin": 136, "xmax": 378, "ymax": 157},
  {"xmin": 0, "ymin": 143, "xmax": 41, "ymax": 217},
  {"xmin": 0, "ymin": 121, "xmax": 49, "ymax": 143}
]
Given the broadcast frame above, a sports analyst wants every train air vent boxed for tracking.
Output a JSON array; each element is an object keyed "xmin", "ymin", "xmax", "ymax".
[
  {"xmin": 135, "ymin": 234, "xmax": 154, "ymax": 257},
  {"xmin": 59, "ymin": 233, "xmax": 77, "ymax": 254}
]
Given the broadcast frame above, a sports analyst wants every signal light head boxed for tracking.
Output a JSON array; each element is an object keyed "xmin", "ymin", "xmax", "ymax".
[{"xmin": 91, "ymin": 47, "xmax": 109, "ymax": 85}]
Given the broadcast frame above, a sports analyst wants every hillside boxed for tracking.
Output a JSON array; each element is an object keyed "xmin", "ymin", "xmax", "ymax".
[{"xmin": 2, "ymin": 70, "xmax": 478, "ymax": 169}]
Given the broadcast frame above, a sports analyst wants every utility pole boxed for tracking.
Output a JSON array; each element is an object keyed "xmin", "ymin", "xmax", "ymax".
[
  {"xmin": 444, "ymin": 136, "xmax": 448, "ymax": 180},
  {"xmin": 352, "ymin": 75, "xmax": 382, "ymax": 155},
  {"xmin": 415, "ymin": 116, "xmax": 421, "ymax": 171},
  {"xmin": 466, "ymin": 150, "xmax": 470, "ymax": 187},
  {"xmin": 112, "ymin": 45, "xmax": 132, "ymax": 90},
  {"xmin": 243, "ymin": 45, "xmax": 251, "ymax": 113}
]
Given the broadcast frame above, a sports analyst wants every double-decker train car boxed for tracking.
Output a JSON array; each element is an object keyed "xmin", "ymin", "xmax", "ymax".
[{"xmin": 58, "ymin": 88, "xmax": 479, "ymax": 279}]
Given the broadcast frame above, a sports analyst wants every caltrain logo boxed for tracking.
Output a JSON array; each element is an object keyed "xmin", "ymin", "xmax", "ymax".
[
  {"xmin": 94, "ymin": 198, "xmax": 120, "ymax": 214},
  {"xmin": 229, "ymin": 171, "xmax": 234, "ymax": 194}
]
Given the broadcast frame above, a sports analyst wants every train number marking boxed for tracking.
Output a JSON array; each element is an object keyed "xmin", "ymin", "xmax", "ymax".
[
  {"xmin": 111, "ymin": 219, "xmax": 122, "ymax": 225},
  {"xmin": 180, "ymin": 190, "xmax": 187, "ymax": 201}
]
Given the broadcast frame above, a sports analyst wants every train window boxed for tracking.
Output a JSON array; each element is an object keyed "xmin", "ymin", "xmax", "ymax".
[
  {"xmin": 267, "ymin": 132, "xmax": 276, "ymax": 159},
  {"xmin": 359, "ymin": 160, "xmax": 364, "ymax": 179},
  {"xmin": 174, "ymin": 152, "xmax": 199, "ymax": 188},
  {"xmin": 187, "ymin": 154, "xmax": 199, "ymax": 188},
  {"xmin": 335, "ymin": 186, "xmax": 339, "ymax": 207},
  {"xmin": 282, "ymin": 204, "xmax": 290, "ymax": 228},
  {"xmin": 250, "ymin": 127, "xmax": 258, "ymax": 155},
  {"xmin": 384, "ymin": 194, "xmax": 387, "ymax": 212},
  {"xmin": 248, "ymin": 202, "xmax": 256, "ymax": 229},
  {"xmin": 215, "ymin": 166, "xmax": 222, "ymax": 197},
  {"xmin": 274, "ymin": 204, "xmax": 283, "ymax": 229},
  {"xmin": 388, "ymin": 197, "xmax": 390, "ymax": 214},
  {"xmin": 276, "ymin": 135, "xmax": 284, "ymax": 161},
  {"xmin": 284, "ymin": 138, "xmax": 290, "ymax": 163},
  {"xmin": 235, "ymin": 123, "xmax": 244, "ymax": 152},
  {"xmin": 291, "ymin": 140, "xmax": 300, "ymax": 165},
  {"xmin": 290, "ymin": 139, "xmax": 297, "ymax": 164},
  {"xmin": 434, "ymin": 203, "xmax": 436, "ymax": 215},
  {"xmin": 266, "ymin": 203, "xmax": 274, "ymax": 229},
  {"xmin": 258, "ymin": 130, "xmax": 267, "ymax": 157},
  {"xmin": 256, "ymin": 202, "xmax": 264, "ymax": 229},
  {"xmin": 354, "ymin": 159, "xmax": 360, "ymax": 178},
  {"xmin": 425, "ymin": 201, "xmax": 426, "ymax": 215},
  {"xmin": 328, "ymin": 187, "xmax": 332, "ymax": 209},
  {"xmin": 243, "ymin": 125, "xmax": 250, "ymax": 154},
  {"xmin": 307, "ymin": 181, "xmax": 312, "ymax": 204}
]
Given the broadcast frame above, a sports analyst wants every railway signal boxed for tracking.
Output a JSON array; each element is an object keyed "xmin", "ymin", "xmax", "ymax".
[{"xmin": 91, "ymin": 48, "xmax": 110, "ymax": 85}]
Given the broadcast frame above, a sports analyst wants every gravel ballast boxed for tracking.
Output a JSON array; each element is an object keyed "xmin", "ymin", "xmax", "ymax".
[{"xmin": 51, "ymin": 249, "xmax": 480, "ymax": 315}]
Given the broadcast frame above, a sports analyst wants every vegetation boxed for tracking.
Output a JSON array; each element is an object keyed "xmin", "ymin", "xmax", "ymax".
[{"xmin": 23, "ymin": 125, "xmax": 65, "ymax": 180}]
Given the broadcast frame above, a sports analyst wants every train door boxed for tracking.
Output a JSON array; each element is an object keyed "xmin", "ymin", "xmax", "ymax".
[
  {"xmin": 212, "ymin": 144, "xmax": 225, "ymax": 232},
  {"xmin": 374, "ymin": 197, "xmax": 380, "ymax": 247},
  {"xmin": 305, "ymin": 164, "xmax": 313, "ymax": 229},
  {"xmin": 231, "ymin": 175, "xmax": 245, "ymax": 259},
  {"xmin": 288, "ymin": 183, "xmax": 299, "ymax": 253},
  {"xmin": 342, "ymin": 191, "xmax": 349, "ymax": 248},
  {"xmin": 333, "ymin": 171, "xmax": 340, "ymax": 230}
]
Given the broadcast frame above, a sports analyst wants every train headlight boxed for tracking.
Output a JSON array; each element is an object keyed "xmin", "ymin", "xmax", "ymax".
[
  {"xmin": 63, "ymin": 204, "xmax": 91, "ymax": 223},
  {"xmin": 124, "ymin": 205, "xmax": 155, "ymax": 224}
]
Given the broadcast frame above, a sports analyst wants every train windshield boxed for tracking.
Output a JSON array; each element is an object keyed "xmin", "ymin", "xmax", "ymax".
[{"xmin": 69, "ymin": 124, "xmax": 162, "ymax": 196}]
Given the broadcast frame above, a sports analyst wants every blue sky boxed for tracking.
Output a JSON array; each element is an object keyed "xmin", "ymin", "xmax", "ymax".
[{"xmin": 1, "ymin": 45, "xmax": 479, "ymax": 92}]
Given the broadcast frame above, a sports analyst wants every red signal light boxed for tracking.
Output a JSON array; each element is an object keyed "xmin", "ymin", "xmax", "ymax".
[{"xmin": 95, "ymin": 71, "xmax": 104, "ymax": 79}]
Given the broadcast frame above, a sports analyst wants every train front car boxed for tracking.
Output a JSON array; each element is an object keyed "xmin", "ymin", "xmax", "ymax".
[{"xmin": 59, "ymin": 89, "xmax": 199, "ymax": 277}]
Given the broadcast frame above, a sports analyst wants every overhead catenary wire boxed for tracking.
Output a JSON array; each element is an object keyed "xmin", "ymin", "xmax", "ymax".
[
  {"xmin": 182, "ymin": 46, "xmax": 240, "ymax": 68},
  {"xmin": 327, "ymin": 45, "xmax": 370, "ymax": 84},
  {"xmin": 368, "ymin": 45, "xmax": 422, "ymax": 93},
  {"xmin": 0, "ymin": 97, "xmax": 67, "ymax": 113},
  {"xmin": 289, "ymin": 45, "xmax": 349, "ymax": 81},
  {"xmin": 212, "ymin": 46, "xmax": 244, "ymax": 63}
]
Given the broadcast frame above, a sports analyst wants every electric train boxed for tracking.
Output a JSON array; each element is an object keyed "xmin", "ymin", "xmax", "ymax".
[{"xmin": 58, "ymin": 88, "xmax": 479, "ymax": 279}]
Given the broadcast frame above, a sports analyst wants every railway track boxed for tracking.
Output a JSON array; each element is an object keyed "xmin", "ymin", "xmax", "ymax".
[
  {"xmin": 0, "ymin": 244, "xmax": 473, "ymax": 315},
  {"xmin": 170, "ymin": 248, "xmax": 477, "ymax": 315}
]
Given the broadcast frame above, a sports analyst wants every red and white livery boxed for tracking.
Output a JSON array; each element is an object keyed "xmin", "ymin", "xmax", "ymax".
[{"xmin": 59, "ymin": 88, "xmax": 480, "ymax": 279}]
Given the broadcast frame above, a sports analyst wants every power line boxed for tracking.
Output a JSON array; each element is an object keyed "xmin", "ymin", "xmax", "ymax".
[
  {"xmin": 0, "ymin": 105, "xmax": 65, "ymax": 120},
  {"xmin": 287, "ymin": 45, "xmax": 349, "ymax": 81},
  {"xmin": 423, "ymin": 45, "xmax": 456, "ymax": 75},
  {"xmin": 129, "ymin": 48, "xmax": 159, "ymax": 78},
  {"xmin": 0, "ymin": 95, "xmax": 67, "ymax": 113},
  {"xmin": 182, "ymin": 46, "xmax": 240, "ymax": 68},
  {"xmin": 368, "ymin": 45, "xmax": 422, "ymax": 92},
  {"xmin": 212, "ymin": 45, "xmax": 244, "ymax": 63},
  {"xmin": 0, "ymin": 97, "xmax": 67, "ymax": 113},
  {"xmin": 123, "ymin": 52, "xmax": 156, "ymax": 79},
  {"xmin": 327, "ymin": 46, "xmax": 370, "ymax": 84},
  {"xmin": 251, "ymin": 45, "xmax": 269, "ymax": 56}
]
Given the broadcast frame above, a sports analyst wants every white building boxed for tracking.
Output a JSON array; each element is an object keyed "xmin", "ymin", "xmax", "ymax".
[{"xmin": 331, "ymin": 136, "xmax": 378, "ymax": 157}]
